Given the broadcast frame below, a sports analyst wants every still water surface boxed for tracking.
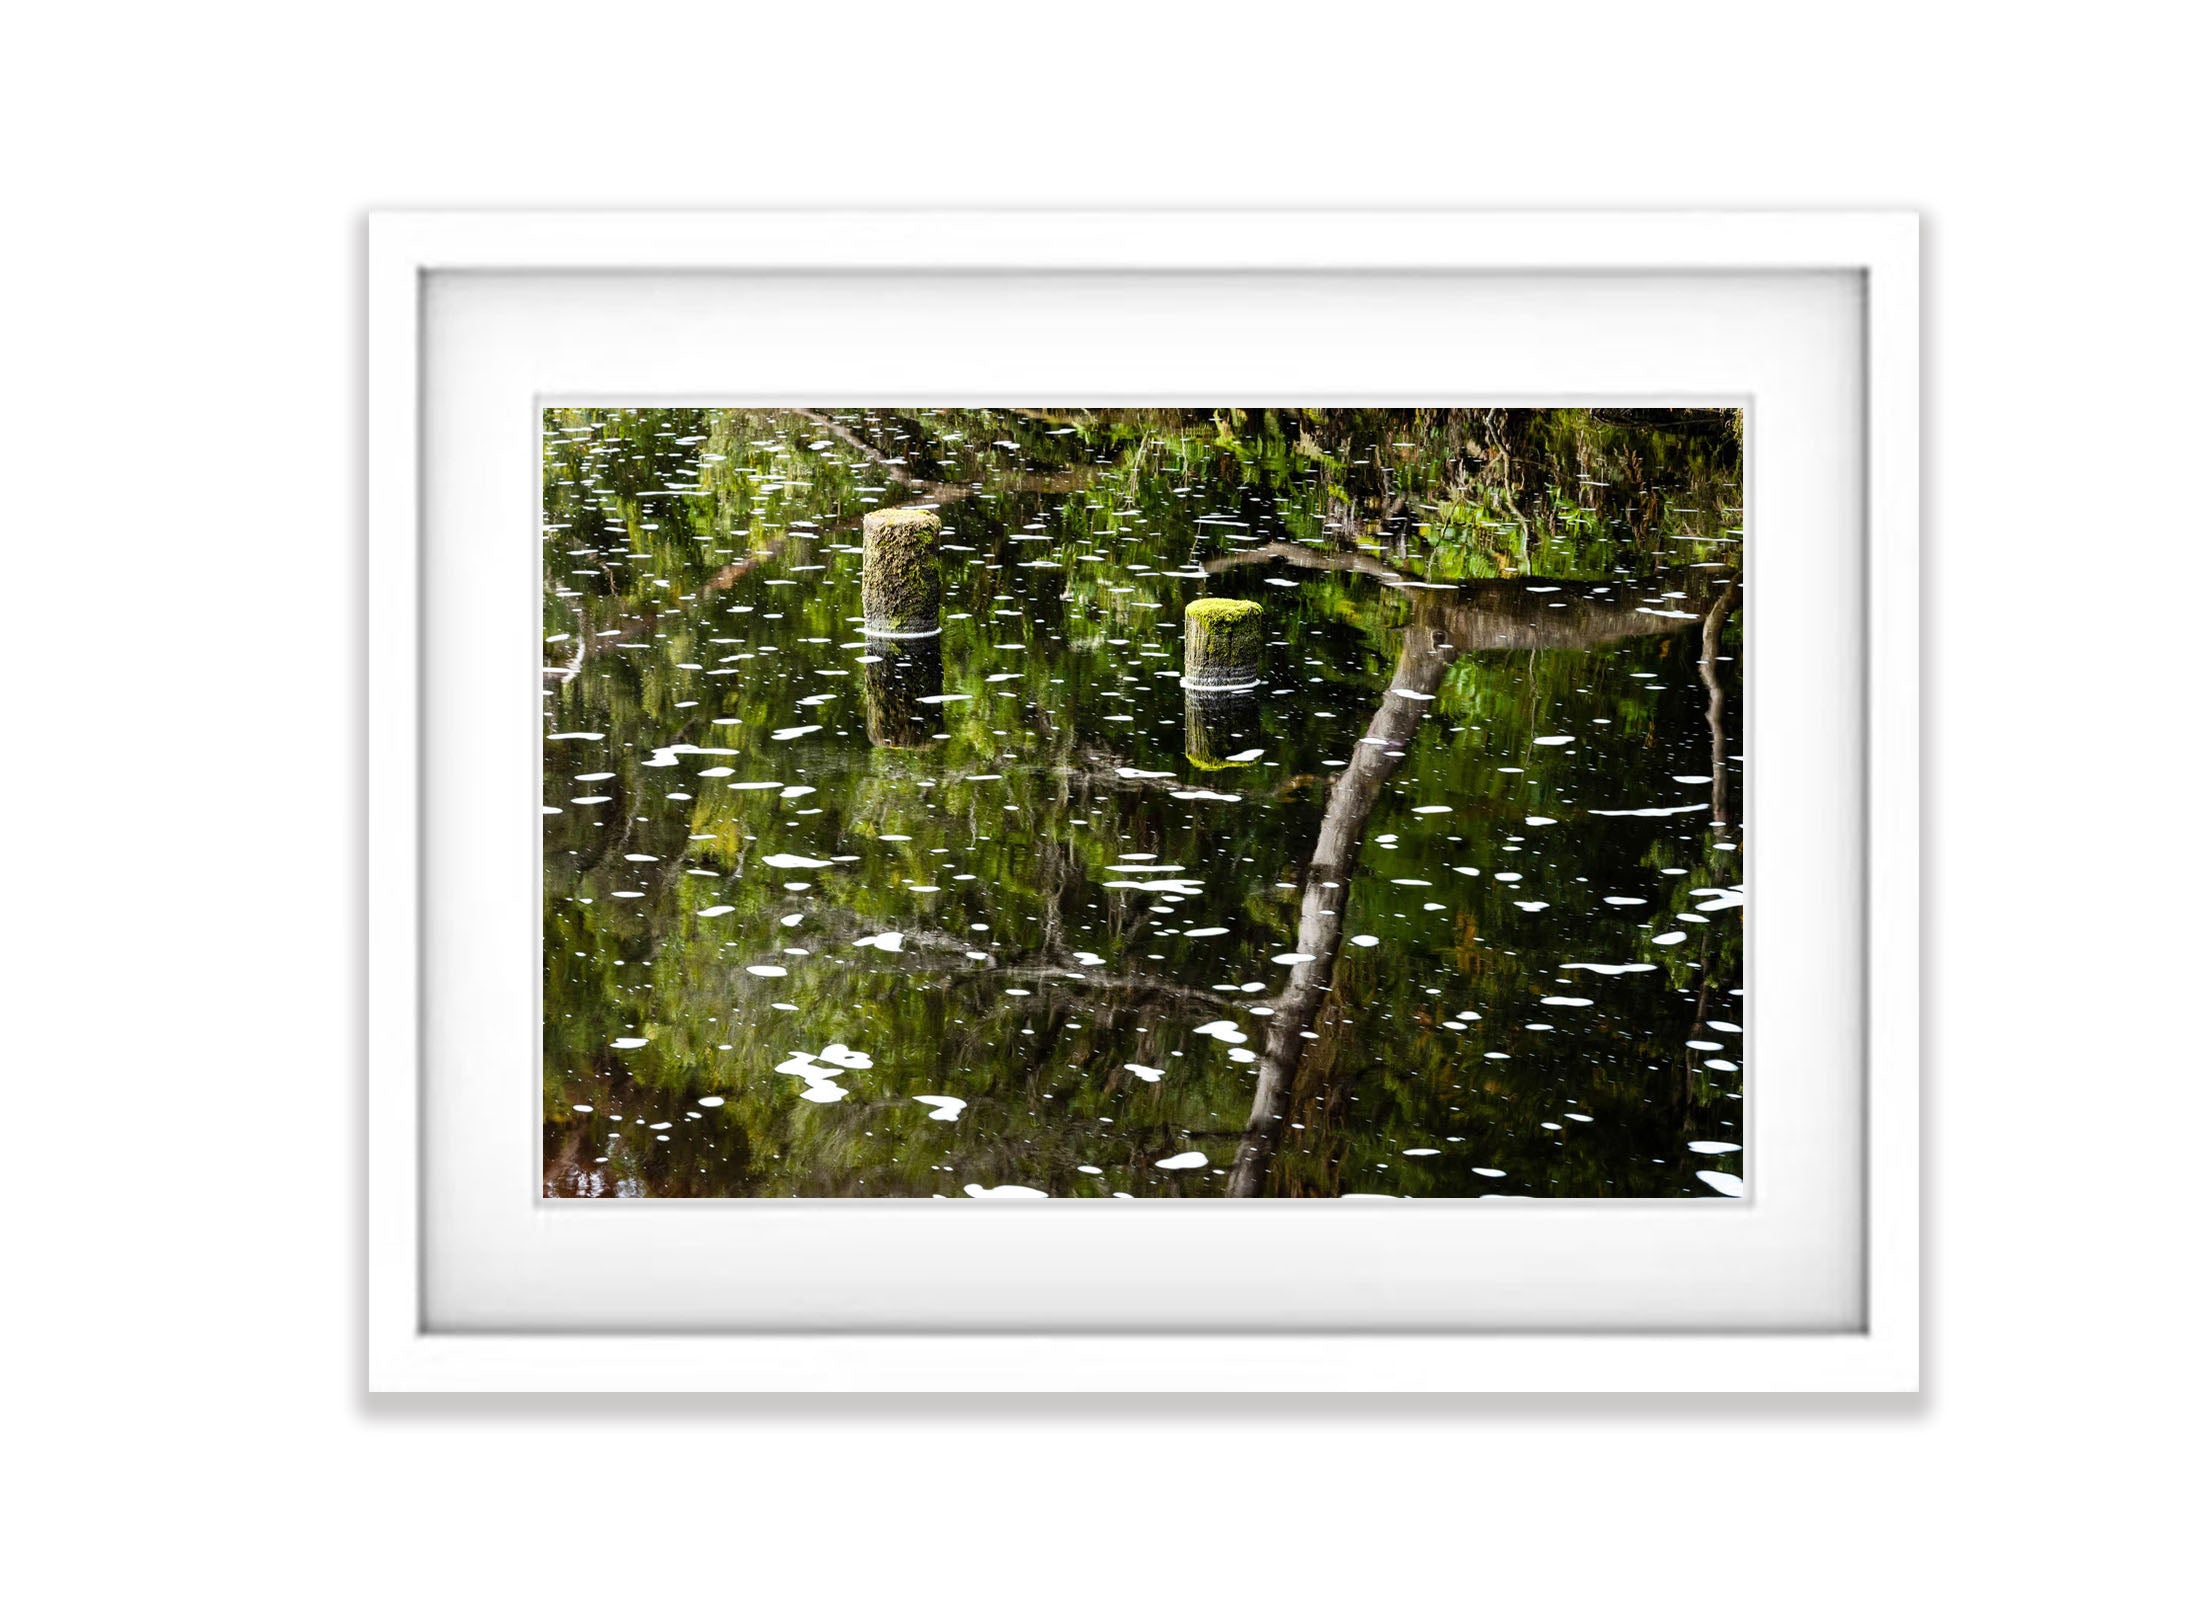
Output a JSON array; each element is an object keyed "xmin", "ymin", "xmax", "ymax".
[{"xmin": 542, "ymin": 408, "xmax": 1744, "ymax": 1198}]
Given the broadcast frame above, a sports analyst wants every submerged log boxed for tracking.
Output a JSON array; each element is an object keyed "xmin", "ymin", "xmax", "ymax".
[{"xmin": 1228, "ymin": 623, "xmax": 1454, "ymax": 1196}]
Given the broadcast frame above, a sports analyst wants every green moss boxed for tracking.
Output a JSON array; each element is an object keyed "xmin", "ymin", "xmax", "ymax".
[
  {"xmin": 1187, "ymin": 596, "xmax": 1263, "ymax": 626},
  {"xmin": 861, "ymin": 507, "xmax": 942, "ymax": 632}
]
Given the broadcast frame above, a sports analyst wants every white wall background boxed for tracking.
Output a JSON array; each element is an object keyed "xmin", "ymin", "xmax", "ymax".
[{"xmin": 3, "ymin": 3, "xmax": 2190, "ymax": 1594}]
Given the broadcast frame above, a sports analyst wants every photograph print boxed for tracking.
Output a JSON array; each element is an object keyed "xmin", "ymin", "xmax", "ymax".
[{"xmin": 542, "ymin": 407, "xmax": 1744, "ymax": 1198}]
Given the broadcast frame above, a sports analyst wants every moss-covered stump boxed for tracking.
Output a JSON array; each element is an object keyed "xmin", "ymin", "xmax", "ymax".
[
  {"xmin": 862, "ymin": 634, "xmax": 945, "ymax": 748},
  {"xmin": 861, "ymin": 506, "xmax": 943, "ymax": 638},
  {"xmin": 1181, "ymin": 597, "xmax": 1263, "ymax": 690},
  {"xmin": 1184, "ymin": 683, "xmax": 1262, "ymax": 770}
]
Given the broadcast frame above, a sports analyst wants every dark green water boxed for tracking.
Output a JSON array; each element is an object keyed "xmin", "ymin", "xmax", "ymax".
[{"xmin": 542, "ymin": 408, "xmax": 1744, "ymax": 1198}]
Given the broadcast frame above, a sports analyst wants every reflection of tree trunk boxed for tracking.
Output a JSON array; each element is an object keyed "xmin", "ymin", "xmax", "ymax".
[
  {"xmin": 1202, "ymin": 542, "xmax": 1718, "ymax": 652},
  {"xmin": 1227, "ymin": 625, "xmax": 1453, "ymax": 1197},
  {"xmin": 1699, "ymin": 582, "xmax": 1738, "ymax": 830}
]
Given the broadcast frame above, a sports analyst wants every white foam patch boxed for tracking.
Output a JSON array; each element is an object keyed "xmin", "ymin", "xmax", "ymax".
[
  {"xmin": 913, "ymin": 1095, "xmax": 967, "ymax": 1122},
  {"xmin": 1540, "ymin": 996, "xmax": 1593, "ymax": 1007},
  {"xmin": 746, "ymin": 964, "xmax": 788, "ymax": 977},
  {"xmin": 1116, "ymin": 767, "xmax": 1175, "ymax": 779},
  {"xmin": 771, "ymin": 725, "xmax": 824, "ymax": 740},
  {"xmin": 1350, "ymin": 934, "xmax": 1380, "ymax": 948},
  {"xmin": 1272, "ymin": 952, "xmax": 1316, "ymax": 966},
  {"xmin": 1695, "ymin": 1170, "xmax": 1744, "ymax": 1197},
  {"xmin": 1587, "ymin": 803, "xmax": 1707, "ymax": 817},
  {"xmin": 1688, "ymin": 1141, "xmax": 1741, "ymax": 1154},
  {"xmin": 763, "ymin": 853, "xmax": 832, "ymax": 869},
  {"xmin": 964, "ymin": 1184, "xmax": 1048, "ymax": 1199},
  {"xmin": 1170, "ymin": 789, "xmax": 1240, "ymax": 802},
  {"xmin": 1561, "ymin": 962, "xmax": 1656, "ymax": 975},
  {"xmin": 852, "ymin": 930, "xmax": 905, "ymax": 953},
  {"xmin": 1533, "ymin": 735, "xmax": 1575, "ymax": 745},
  {"xmin": 1123, "ymin": 1062, "xmax": 1165, "ymax": 1083},
  {"xmin": 1154, "ymin": 1152, "xmax": 1209, "ymax": 1171}
]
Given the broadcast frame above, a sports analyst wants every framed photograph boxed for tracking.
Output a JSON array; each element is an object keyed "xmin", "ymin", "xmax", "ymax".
[{"xmin": 369, "ymin": 210, "xmax": 1917, "ymax": 1391}]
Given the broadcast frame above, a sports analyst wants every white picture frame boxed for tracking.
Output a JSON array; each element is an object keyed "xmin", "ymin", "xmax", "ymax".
[{"xmin": 369, "ymin": 210, "xmax": 1917, "ymax": 1392}]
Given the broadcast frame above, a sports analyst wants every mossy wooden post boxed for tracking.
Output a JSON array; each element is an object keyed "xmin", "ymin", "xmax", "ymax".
[
  {"xmin": 861, "ymin": 506, "xmax": 943, "ymax": 638},
  {"xmin": 1181, "ymin": 597, "xmax": 1263, "ymax": 691},
  {"xmin": 862, "ymin": 634, "xmax": 944, "ymax": 748}
]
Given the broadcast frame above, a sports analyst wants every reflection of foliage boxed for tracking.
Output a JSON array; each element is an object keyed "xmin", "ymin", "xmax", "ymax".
[{"xmin": 541, "ymin": 408, "xmax": 1744, "ymax": 1198}]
